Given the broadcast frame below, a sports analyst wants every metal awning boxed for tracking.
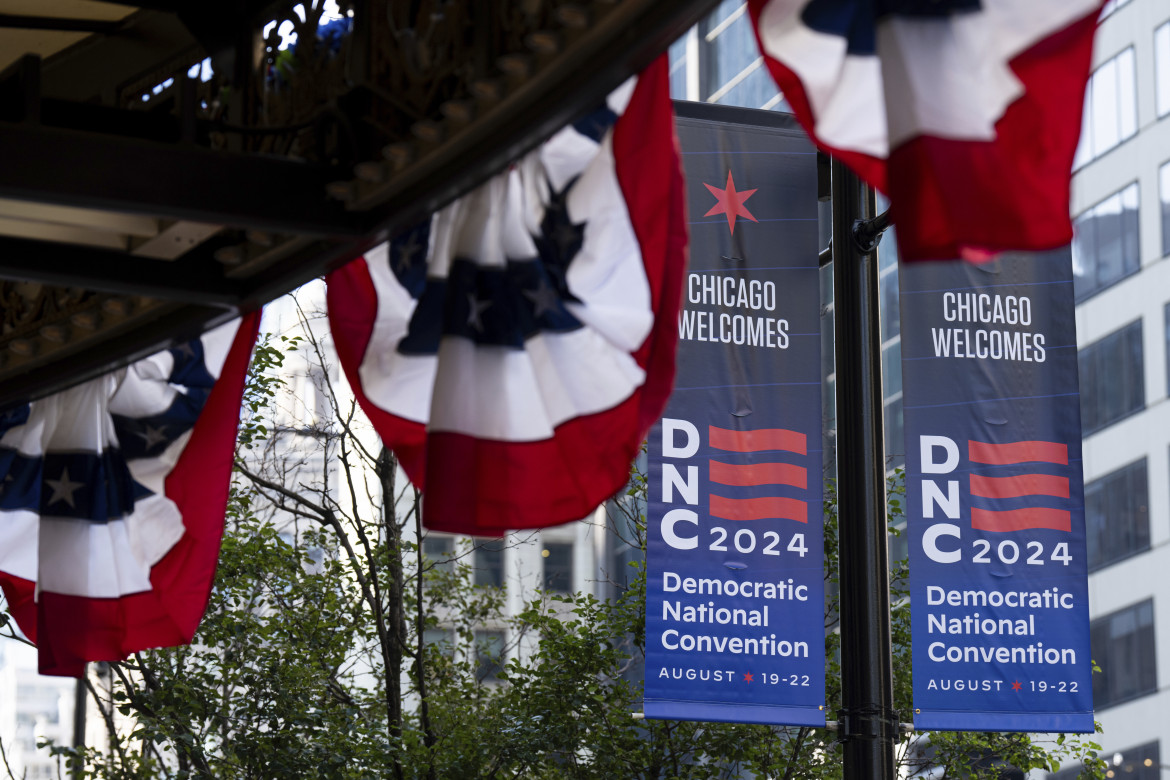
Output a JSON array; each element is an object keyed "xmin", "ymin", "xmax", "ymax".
[{"xmin": 0, "ymin": 0, "xmax": 714, "ymax": 408}]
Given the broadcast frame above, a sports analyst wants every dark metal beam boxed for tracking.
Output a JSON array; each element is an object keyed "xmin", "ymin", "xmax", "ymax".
[
  {"xmin": 0, "ymin": 121, "xmax": 367, "ymax": 237},
  {"xmin": 0, "ymin": 235, "xmax": 244, "ymax": 306},
  {"xmin": 0, "ymin": 14, "xmax": 126, "ymax": 34},
  {"xmin": 0, "ymin": 303, "xmax": 236, "ymax": 410},
  {"xmin": 262, "ymin": 0, "xmax": 726, "ymax": 295}
]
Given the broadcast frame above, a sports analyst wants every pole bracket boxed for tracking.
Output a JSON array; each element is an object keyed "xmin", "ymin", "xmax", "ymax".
[
  {"xmin": 836, "ymin": 705, "xmax": 902, "ymax": 744},
  {"xmin": 852, "ymin": 208, "xmax": 891, "ymax": 254}
]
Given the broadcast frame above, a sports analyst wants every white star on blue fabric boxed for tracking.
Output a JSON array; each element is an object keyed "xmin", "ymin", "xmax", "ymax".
[
  {"xmin": 45, "ymin": 467, "xmax": 84, "ymax": 508},
  {"xmin": 396, "ymin": 233, "xmax": 424, "ymax": 273},
  {"xmin": 467, "ymin": 294, "xmax": 492, "ymax": 331},
  {"xmin": 135, "ymin": 424, "xmax": 169, "ymax": 451},
  {"xmin": 523, "ymin": 279, "xmax": 561, "ymax": 318}
]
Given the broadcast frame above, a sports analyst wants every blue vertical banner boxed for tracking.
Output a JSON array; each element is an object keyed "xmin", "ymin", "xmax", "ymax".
[
  {"xmin": 643, "ymin": 105, "xmax": 825, "ymax": 726},
  {"xmin": 900, "ymin": 249, "xmax": 1094, "ymax": 732}
]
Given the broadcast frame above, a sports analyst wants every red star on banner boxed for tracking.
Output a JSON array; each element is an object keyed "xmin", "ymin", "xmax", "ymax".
[
  {"xmin": 743, "ymin": 672, "xmax": 754, "ymax": 683},
  {"xmin": 1011, "ymin": 680, "xmax": 1022, "ymax": 691},
  {"xmin": 704, "ymin": 171, "xmax": 758, "ymax": 234}
]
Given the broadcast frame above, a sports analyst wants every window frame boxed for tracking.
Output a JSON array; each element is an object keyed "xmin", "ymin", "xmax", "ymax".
[
  {"xmin": 1079, "ymin": 319, "xmax": 1145, "ymax": 435},
  {"xmin": 541, "ymin": 541, "xmax": 574, "ymax": 593},
  {"xmin": 1090, "ymin": 599, "xmax": 1157, "ymax": 710},
  {"xmin": 1074, "ymin": 46, "xmax": 1138, "ymax": 169},
  {"xmin": 1071, "ymin": 181, "xmax": 1140, "ymax": 302},
  {"xmin": 1084, "ymin": 457, "xmax": 1149, "ymax": 572}
]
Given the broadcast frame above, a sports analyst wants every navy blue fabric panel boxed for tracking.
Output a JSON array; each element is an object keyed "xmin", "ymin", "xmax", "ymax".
[
  {"xmin": 387, "ymin": 221, "xmax": 431, "ymax": 299},
  {"xmin": 901, "ymin": 248, "xmax": 1093, "ymax": 733},
  {"xmin": 112, "ymin": 388, "xmax": 209, "ymax": 461},
  {"xmin": 38, "ymin": 449, "xmax": 137, "ymax": 522},
  {"xmin": 168, "ymin": 339, "xmax": 216, "ymax": 389},
  {"xmin": 800, "ymin": 0, "xmax": 876, "ymax": 56},
  {"xmin": 800, "ymin": 0, "xmax": 983, "ymax": 56},
  {"xmin": 393, "ymin": 174, "xmax": 599, "ymax": 355},
  {"xmin": 644, "ymin": 110, "xmax": 825, "ymax": 727},
  {"xmin": 397, "ymin": 259, "xmax": 585, "ymax": 354},
  {"xmin": 572, "ymin": 105, "xmax": 618, "ymax": 143},
  {"xmin": 0, "ymin": 405, "xmax": 30, "ymax": 438},
  {"xmin": 0, "ymin": 449, "xmax": 42, "ymax": 511}
]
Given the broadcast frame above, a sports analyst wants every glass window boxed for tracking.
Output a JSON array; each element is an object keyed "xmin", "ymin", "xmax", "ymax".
[
  {"xmin": 1090, "ymin": 600, "xmax": 1156, "ymax": 709},
  {"xmin": 701, "ymin": 5, "xmax": 755, "ymax": 98},
  {"xmin": 880, "ymin": 266, "xmax": 900, "ymax": 343},
  {"xmin": 473, "ymin": 537, "xmax": 504, "ymax": 588},
  {"xmin": 1079, "ymin": 320, "xmax": 1144, "ymax": 434},
  {"xmin": 1075, "ymin": 48, "xmax": 1137, "ymax": 168},
  {"xmin": 669, "ymin": 34, "xmax": 690, "ymax": 101},
  {"xmin": 709, "ymin": 62, "xmax": 780, "ymax": 109},
  {"xmin": 423, "ymin": 628, "xmax": 454, "ymax": 657},
  {"xmin": 1099, "ymin": 0, "xmax": 1132, "ymax": 19},
  {"xmin": 422, "ymin": 534, "xmax": 454, "ymax": 575},
  {"xmin": 542, "ymin": 541, "xmax": 573, "ymax": 592},
  {"xmin": 1071, "ymin": 183, "xmax": 1140, "ymax": 300},
  {"xmin": 1085, "ymin": 459, "xmax": 1148, "ymax": 572},
  {"xmin": 1161, "ymin": 162, "xmax": 1170, "ymax": 258},
  {"xmin": 884, "ymin": 395, "xmax": 904, "ymax": 468},
  {"xmin": 1077, "ymin": 741, "xmax": 1159, "ymax": 779},
  {"xmin": 882, "ymin": 339, "xmax": 902, "ymax": 399},
  {"xmin": 475, "ymin": 630, "xmax": 505, "ymax": 682},
  {"xmin": 1164, "ymin": 302, "xmax": 1170, "ymax": 393},
  {"xmin": 1157, "ymin": 22, "xmax": 1170, "ymax": 118}
]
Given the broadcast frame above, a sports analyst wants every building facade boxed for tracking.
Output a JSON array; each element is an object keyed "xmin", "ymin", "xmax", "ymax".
[{"xmin": 681, "ymin": 1, "xmax": 1170, "ymax": 777}]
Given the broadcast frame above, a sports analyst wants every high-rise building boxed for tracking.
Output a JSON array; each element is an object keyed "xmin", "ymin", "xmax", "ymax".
[
  {"xmin": 1057, "ymin": 0, "xmax": 1170, "ymax": 774},
  {"xmin": 0, "ymin": 642, "xmax": 75, "ymax": 780},
  {"xmin": 679, "ymin": 1, "xmax": 1170, "ymax": 776}
]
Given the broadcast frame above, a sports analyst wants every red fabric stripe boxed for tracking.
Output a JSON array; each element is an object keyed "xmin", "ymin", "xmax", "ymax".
[
  {"xmin": 970, "ymin": 473, "xmax": 1069, "ymax": 499},
  {"xmin": 709, "ymin": 460, "xmax": 806, "ymax": 489},
  {"xmin": 326, "ymin": 257, "xmax": 428, "ymax": 487},
  {"xmin": 887, "ymin": 11, "xmax": 1100, "ymax": 261},
  {"xmin": 618, "ymin": 57, "xmax": 688, "ymax": 440},
  {"xmin": 710, "ymin": 495, "xmax": 807, "ymax": 523},
  {"xmin": 971, "ymin": 507, "xmax": 1071, "ymax": 533},
  {"xmin": 968, "ymin": 440, "xmax": 1067, "ymax": 465},
  {"xmin": 419, "ymin": 56, "xmax": 687, "ymax": 535},
  {"xmin": 709, "ymin": 426, "xmax": 806, "ymax": 454},
  {"xmin": 34, "ymin": 312, "xmax": 260, "ymax": 677},
  {"xmin": 0, "ymin": 572, "xmax": 36, "ymax": 643}
]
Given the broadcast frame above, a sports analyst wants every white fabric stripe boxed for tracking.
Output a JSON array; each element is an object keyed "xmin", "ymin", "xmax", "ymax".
[
  {"xmin": 38, "ymin": 515, "xmax": 156, "ymax": 598},
  {"xmin": 0, "ymin": 510, "xmax": 40, "ymax": 580},
  {"xmin": 605, "ymin": 76, "xmax": 637, "ymax": 117},
  {"xmin": 106, "ymin": 318, "xmax": 241, "ymax": 420},
  {"xmin": 879, "ymin": 0, "xmax": 1100, "ymax": 147},
  {"xmin": 0, "ymin": 317, "xmax": 242, "ymax": 598},
  {"xmin": 758, "ymin": 0, "xmax": 1099, "ymax": 154},
  {"xmin": 757, "ymin": 2, "xmax": 888, "ymax": 157},
  {"xmin": 361, "ymin": 243, "xmax": 432, "ymax": 424},
  {"xmin": 107, "ymin": 352, "xmax": 178, "ymax": 417},
  {"xmin": 428, "ymin": 330, "xmax": 645, "ymax": 440},
  {"xmin": 197, "ymin": 317, "xmax": 243, "ymax": 380},
  {"xmin": 564, "ymin": 135, "xmax": 653, "ymax": 353},
  {"xmin": 359, "ymin": 78, "xmax": 653, "ymax": 441},
  {"xmin": 126, "ymin": 429, "xmax": 194, "ymax": 498}
]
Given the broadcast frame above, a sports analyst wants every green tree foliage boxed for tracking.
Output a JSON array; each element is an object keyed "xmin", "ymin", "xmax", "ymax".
[{"xmin": 0, "ymin": 301, "xmax": 1107, "ymax": 780}]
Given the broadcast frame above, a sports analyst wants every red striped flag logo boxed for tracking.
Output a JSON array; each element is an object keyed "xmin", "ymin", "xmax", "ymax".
[
  {"xmin": 967, "ymin": 439, "xmax": 1072, "ymax": 534},
  {"xmin": 708, "ymin": 425, "xmax": 808, "ymax": 524}
]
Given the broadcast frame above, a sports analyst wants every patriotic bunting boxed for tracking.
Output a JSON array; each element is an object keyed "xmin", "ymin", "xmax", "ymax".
[
  {"xmin": 748, "ymin": 0, "xmax": 1104, "ymax": 262},
  {"xmin": 0, "ymin": 314, "xmax": 259, "ymax": 676},
  {"xmin": 327, "ymin": 56, "xmax": 686, "ymax": 534}
]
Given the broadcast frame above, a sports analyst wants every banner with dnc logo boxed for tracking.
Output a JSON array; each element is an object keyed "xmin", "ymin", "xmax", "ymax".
[
  {"xmin": 900, "ymin": 249, "xmax": 1093, "ymax": 732},
  {"xmin": 643, "ymin": 104, "xmax": 825, "ymax": 726}
]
